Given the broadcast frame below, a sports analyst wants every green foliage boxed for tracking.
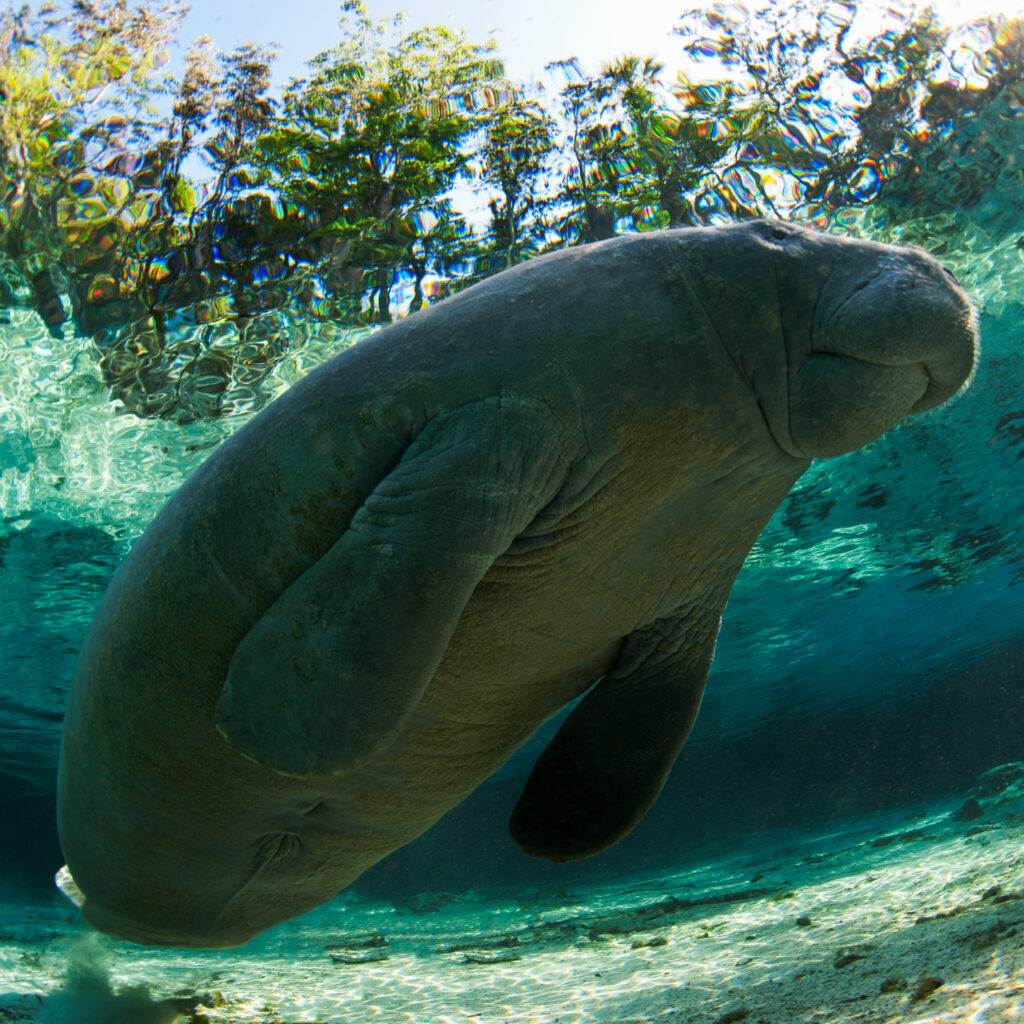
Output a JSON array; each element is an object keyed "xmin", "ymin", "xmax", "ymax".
[
  {"xmin": 0, "ymin": 0, "xmax": 185, "ymax": 332},
  {"xmin": 2, "ymin": 0, "xmax": 1023, "ymax": 423},
  {"xmin": 205, "ymin": 41, "xmax": 278, "ymax": 195},
  {"xmin": 479, "ymin": 93, "xmax": 555, "ymax": 266},
  {"xmin": 671, "ymin": 0, "xmax": 1024, "ymax": 231},
  {"xmin": 540, "ymin": 45, "xmax": 782, "ymax": 240},
  {"xmin": 255, "ymin": 0, "xmax": 504, "ymax": 321}
]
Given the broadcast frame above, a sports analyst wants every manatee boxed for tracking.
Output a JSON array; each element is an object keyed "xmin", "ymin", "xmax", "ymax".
[{"xmin": 57, "ymin": 219, "xmax": 978, "ymax": 948}]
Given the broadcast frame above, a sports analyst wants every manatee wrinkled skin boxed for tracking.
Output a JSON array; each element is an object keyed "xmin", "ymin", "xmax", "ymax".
[{"xmin": 57, "ymin": 220, "xmax": 978, "ymax": 948}]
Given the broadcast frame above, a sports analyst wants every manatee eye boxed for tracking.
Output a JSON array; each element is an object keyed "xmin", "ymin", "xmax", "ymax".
[{"xmin": 771, "ymin": 225, "xmax": 789, "ymax": 240}]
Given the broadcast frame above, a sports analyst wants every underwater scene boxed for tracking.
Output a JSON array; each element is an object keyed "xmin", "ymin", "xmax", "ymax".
[{"xmin": 2, "ymin": 0, "xmax": 1024, "ymax": 1020}]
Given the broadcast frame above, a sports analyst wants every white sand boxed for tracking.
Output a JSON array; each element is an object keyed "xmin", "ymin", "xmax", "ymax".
[{"xmin": 3, "ymin": 773, "xmax": 1023, "ymax": 1024}]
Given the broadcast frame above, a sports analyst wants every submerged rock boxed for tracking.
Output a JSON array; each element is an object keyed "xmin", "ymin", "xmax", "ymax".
[
  {"xmin": 324, "ymin": 932, "xmax": 388, "ymax": 950},
  {"xmin": 834, "ymin": 944, "xmax": 875, "ymax": 968},
  {"xmin": 712, "ymin": 1010, "xmax": 750, "ymax": 1024},
  {"xmin": 443, "ymin": 934, "xmax": 520, "ymax": 954},
  {"xmin": 408, "ymin": 892, "xmax": 460, "ymax": 914},
  {"xmin": 968, "ymin": 763, "xmax": 1024, "ymax": 800},
  {"xmin": 461, "ymin": 948, "xmax": 522, "ymax": 964},
  {"xmin": 952, "ymin": 798, "xmax": 984, "ymax": 822},
  {"xmin": 911, "ymin": 976, "xmax": 945, "ymax": 1001},
  {"xmin": 880, "ymin": 977, "xmax": 908, "ymax": 993},
  {"xmin": 325, "ymin": 931, "xmax": 390, "ymax": 963},
  {"xmin": 328, "ymin": 949, "xmax": 389, "ymax": 964}
]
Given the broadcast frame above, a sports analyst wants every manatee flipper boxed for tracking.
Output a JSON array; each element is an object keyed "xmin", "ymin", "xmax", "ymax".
[
  {"xmin": 509, "ymin": 610, "xmax": 721, "ymax": 861},
  {"xmin": 215, "ymin": 396, "xmax": 568, "ymax": 777}
]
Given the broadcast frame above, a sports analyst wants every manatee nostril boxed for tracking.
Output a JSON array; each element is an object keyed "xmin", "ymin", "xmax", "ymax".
[{"xmin": 943, "ymin": 265, "xmax": 960, "ymax": 285}]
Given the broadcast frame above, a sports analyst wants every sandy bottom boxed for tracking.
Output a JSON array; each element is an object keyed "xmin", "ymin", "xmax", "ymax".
[{"xmin": 3, "ymin": 766, "xmax": 1023, "ymax": 1024}]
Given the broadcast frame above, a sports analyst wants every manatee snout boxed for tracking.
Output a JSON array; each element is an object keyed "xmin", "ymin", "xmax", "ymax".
[
  {"xmin": 789, "ymin": 244, "xmax": 978, "ymax": 459},
  {"xmin": 911, "ymin": 289, "xmax": 978, "ymax": 415},
  {"xmin": 831, "ymin": 249, "xmax": 977, "ymax": 396}
]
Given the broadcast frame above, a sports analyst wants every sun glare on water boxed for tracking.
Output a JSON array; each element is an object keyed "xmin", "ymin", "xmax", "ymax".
[{"xmin": 933, "ymin": 0, "xmax": 1024, "ymax": 20}]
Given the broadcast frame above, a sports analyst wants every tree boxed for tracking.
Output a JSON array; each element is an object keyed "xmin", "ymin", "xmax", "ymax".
[
  {"xmin": 256, "ymin": 0, "xmax": 505, "ymax": 321},
  {"xmin": 542, "ymin": 57, "xmax": 622, "ymax": 245},
  {"xmin": 5, "ymin": 0, "xmax": 1022, "ymax": 425},
  {"xmin": 538, "ymin": 51, "xmax": 764, "ymax": 244},
  {"xmin": 478, "ymin": 91, "xmax": 555, "ymax": 266},
  {"xmin": 0, "ymin": 0, "xmax": 185, "ymax": 334},
  {"xmin": 671, "ymin": 0, "xmax": 968, "ymax": 220}
]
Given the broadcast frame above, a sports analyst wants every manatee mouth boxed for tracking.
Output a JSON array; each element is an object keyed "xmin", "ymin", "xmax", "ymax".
[
  {"xmin": 815, "ymin": 262, "xmax": 978, "ymax": 413},
  {"xmin": 848, "ymin": 314, "xmax": 975, "ymax": 413},
  {"xmin": 789, "ymin": 352, "xmax": 928, "ymax": 458},
  {"xmin": 781, "ymin": 239, "xmax": 978, "ymax": 461},
  {"xmin": 911, "ymin": 361, "xmax": 969, "ymax": 414},
  {"xmin": 823, "ymin": 350, "xmax": 964, "ymax": 415}
]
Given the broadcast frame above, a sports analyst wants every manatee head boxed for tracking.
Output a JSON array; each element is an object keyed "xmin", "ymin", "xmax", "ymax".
[{"xmin": 695, "ymin": 219, "xmax": 979, "ymax": 460}]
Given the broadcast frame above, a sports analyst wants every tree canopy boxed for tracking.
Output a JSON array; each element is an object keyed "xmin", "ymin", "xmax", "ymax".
[{"xmin": 1, "ymin": 0, "xmax": 1021, "ymax": 421}]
